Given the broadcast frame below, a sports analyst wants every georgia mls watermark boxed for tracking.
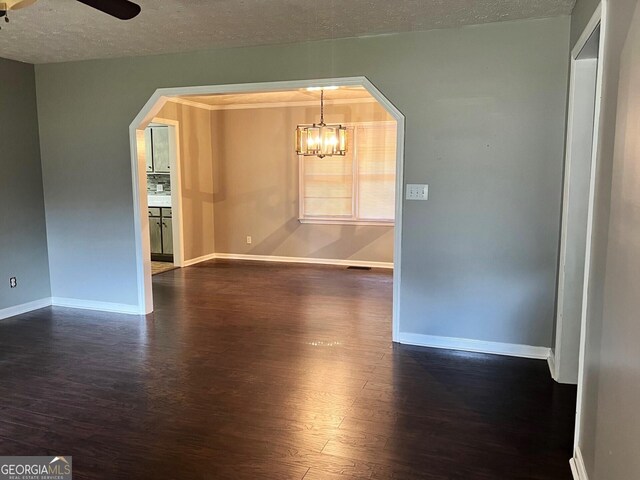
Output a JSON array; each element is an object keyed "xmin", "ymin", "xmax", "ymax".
[{"xmin": 0, "ymin": 456, "xmax": 72, "ymax": 480}]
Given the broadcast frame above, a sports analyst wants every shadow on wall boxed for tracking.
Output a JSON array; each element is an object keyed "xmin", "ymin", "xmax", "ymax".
[
  {"xmin": 211, "ymin": 109, "xmax": 226, "ymax": 205},
  {"xmin": 302, "ymin": 224, "xmax": 392, "ymax": 260},
  {"xmin": 158, "ymin": 103, "xmax": 215, "ymax": 260},
  {"xmin": 247, "ymin": 218, "xmax": 393, "ymax": 260}
]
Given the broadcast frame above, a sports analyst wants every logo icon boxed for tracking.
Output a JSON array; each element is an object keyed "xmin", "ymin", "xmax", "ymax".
[{"xmin": 0, "ymin": 456, "xmax": 73, "ymax": 479}]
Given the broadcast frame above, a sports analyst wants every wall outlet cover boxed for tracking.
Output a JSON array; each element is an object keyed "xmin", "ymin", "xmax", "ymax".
[{"xmin": 406, "ymin": 184, "xmax": 429, "ymax": 201}]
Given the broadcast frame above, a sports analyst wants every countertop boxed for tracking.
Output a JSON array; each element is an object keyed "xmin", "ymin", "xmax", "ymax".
[{"xmin": 148, "ymin": 195, "xmax": 172, "ymax": 208}]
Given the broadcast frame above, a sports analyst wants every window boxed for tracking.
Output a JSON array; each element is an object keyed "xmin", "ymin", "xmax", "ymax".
[{"xmin": 299, "ymin": 122, "xmax": 396, "ymax": 225}]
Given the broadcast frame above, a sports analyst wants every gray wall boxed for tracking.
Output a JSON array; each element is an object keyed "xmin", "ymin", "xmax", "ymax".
[
  {"xmin": 570, "ymin": 0, "xmax": 640, "ymax": 478},
  {"xmin": 571, "ymin": 0, "xmax": 602, "ymax": 47},
  {"xmin": 35, "ymin": 16, "xmax": 570, "ymax": 347},
  {"xmin": 0, "ymin": 58, "xmax": 50, "ymax": 311}
]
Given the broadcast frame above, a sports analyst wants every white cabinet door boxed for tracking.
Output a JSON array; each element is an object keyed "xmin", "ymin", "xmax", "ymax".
[
  {"xmin": 162, "ymin": 218, "xmax": 173, "ymax": 255},
  {"xmin": 152, "ymin": 127, "xmax": 170, "ymax": 173},
  {"xmin": 149, "ymin": 217, "xmax": 162, "ymax": 254}
]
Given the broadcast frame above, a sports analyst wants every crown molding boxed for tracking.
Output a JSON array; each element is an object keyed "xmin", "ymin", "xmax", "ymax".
[{"xmin": 163, "ymin": 96, "xmax": 378, "ymax": 112}]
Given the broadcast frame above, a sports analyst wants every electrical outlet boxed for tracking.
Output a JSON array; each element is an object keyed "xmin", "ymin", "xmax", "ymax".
[
  {"xmin": 246, "ymin": 236, "xmax": 252, "ymax": 245},
  {"xmin": 9, "ymin": 277, "xmax": 17, "ymax": 288}
]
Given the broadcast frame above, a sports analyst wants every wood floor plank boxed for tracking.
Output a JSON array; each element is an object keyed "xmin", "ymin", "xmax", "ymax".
[{"xmin": 0, "ymin": 259, "xmax": 576, "ymax": 479}]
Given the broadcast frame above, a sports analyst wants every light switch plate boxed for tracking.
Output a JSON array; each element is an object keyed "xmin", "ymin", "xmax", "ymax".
[{"xmin": 406, "ymin": 184, "xmax": 429, "ymax": 201}]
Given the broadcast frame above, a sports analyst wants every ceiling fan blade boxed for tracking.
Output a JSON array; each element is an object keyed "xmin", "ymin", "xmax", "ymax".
[{"xmin": 76, "ymin": 0, "xmax": 141, "ymax": 20}]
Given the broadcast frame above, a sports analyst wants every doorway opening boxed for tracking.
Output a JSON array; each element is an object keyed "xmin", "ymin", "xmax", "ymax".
[
  {"xmin": 129, "ymin": 77, "xmax": 405, "ymax": 340},
  {"xmin": 143, "ymin": 120, "xmax": 184, "ymax": 276},
  {"xmin": 553, "ymin": 23, "xmax": 602, "ymax": 385},
  {"xmin": 551, "ymin": 1, "xmax": 606, "ymax": 472}
]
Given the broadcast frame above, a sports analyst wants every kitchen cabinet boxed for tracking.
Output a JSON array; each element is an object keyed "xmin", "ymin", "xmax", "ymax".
[
  {"xmin": 152, "ymin": 127, "xmax": 170, "ymax": 173},
  {"xmin": 145, "ymin": 128, "xmax": 154, "ymax": 173},
  {"xmin": 149, "ymin": 216, "xmax": 162, "ymax": 255},
  {"xmin": 162, "ymin": 218, "xmax": 173, "ymax": 255},
  {"xmin": 148, "ymin": 207, "xmax": 173, "ymax": 260},
  {"xmin": 145, "ymin": 126, "xmax": 170, "ymax": 174}
]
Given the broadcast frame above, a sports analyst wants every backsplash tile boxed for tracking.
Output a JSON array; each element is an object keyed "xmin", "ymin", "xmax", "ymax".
[{"xmin": 147, "ymin": 174, "xmax": 171, "ymax": 196}]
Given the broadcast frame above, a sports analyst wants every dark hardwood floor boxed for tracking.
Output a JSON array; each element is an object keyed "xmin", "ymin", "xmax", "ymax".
[{"xmin": 0, "ymin": 260, "xmax": 576, "ymax": 479}]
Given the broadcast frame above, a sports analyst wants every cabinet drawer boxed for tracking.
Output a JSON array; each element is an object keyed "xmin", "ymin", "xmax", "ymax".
[
  {"xmin": 162, "ymin": 208, "xmax": 172, "ymax": 218},
  {"xmin": 148, "ymin": 207, "xmax": 161, "ymax": 217}
]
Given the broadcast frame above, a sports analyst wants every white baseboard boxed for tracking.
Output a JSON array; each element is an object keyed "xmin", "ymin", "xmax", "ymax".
[
  {"xmin": 177, "ymin": 252, "xmax": 394, "ymax": 269},
  {"xmin": 397, "ymin": 332, "xmax": 551, "ymax": 360},
  {"xmin": 0, "ymin": 297, "xmax": 142, "ymax": 320},
  {"xmin": 548, "ymin": 349, "xmax": 557, "ymax": 380},
  {"xmin": 570, "ymin": 446, "xmax": 589, "ymax": 480},
  {"xmin": 182, "ymin": 253, "xmax": 217, "ymax": 267},
  {"xmin": 51, "ymin": 297, "xmax": 142, "ymax": 315},
  {"xmin": 213, "ymin": 253, "xmax": 394, "ymax": 269},
  {"xmin": 0, "ymin": 298, "xmax": 52, "ymax": 321}
]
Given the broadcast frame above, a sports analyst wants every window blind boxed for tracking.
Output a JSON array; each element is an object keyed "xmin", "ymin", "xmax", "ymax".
[
  {"xmin": 302, "ymin": 128, "xmax": 354, "ymax": 218},
  {"xmin": 300, "ymin": 122, "xmax": 396, "ymax": 223},
  {"xmin": 356, "ymin": 124, "xmax": 397, "ymax": 221}
]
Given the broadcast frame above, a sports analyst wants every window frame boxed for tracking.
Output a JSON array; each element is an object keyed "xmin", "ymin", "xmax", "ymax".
[{"xmin": 298, "ymin": 120, "xmax": 396, "ymax": 226}]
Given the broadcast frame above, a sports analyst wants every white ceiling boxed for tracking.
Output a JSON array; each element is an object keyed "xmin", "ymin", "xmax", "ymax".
[{"xmin": 0, "ymin": 0, "xmax": 575, "ymax": 64}]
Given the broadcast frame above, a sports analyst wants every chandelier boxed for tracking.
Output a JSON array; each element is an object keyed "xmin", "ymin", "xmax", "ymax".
[{"xmin": 295, "ymin": 89, "xmax": 347, "ymax": 158}]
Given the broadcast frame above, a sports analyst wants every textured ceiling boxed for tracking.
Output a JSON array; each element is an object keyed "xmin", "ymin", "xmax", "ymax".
[
  {"xmin": 180, "ymin": 87, "xmax": 373, "ymax": 107},
  {"xmin": 0, "ymin": 0, "xmax": 575, "ymax": 64}
]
